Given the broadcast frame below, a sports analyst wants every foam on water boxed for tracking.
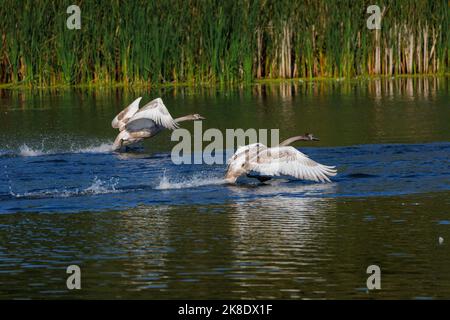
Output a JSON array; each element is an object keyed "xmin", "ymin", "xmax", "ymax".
[
  {"xmin": 2, "ymin": 142, "xmax": 449, "ymax": 213},
  {"xmin": 16, "ymin": 142, "xmax": 113, "ymax": 157},
  {"xmin": 9, "ymin": 177, "xmax": 120, "ymax": 199},
  {"xmin": 18, "ymin": 144, "xmax": 47, "ymax": 157},
  {"xmin": 84, "ymin": 176, "xmax": 119, "ymax": 194},
  {"xmin": 156, "ymin": 172, "xmax": 225, "ymax": 190},
  {"xmin": 74, "ymin": 143, "xmax": 113, "ymax": 154}
]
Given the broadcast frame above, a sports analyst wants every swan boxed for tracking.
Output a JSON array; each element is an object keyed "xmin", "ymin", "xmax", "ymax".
[
  {"xmin": 224, "ymin": 134, "xmax": 337, "ymax": 183},
  {"xmin": 112, "ymin": 97, "xmax": 205, "ymax": 151}
]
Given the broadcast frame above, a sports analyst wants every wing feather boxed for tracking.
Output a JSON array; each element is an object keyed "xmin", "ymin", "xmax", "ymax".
[
  {"xmin": 227, "ymin": 143, "xmax": 267, "ymax": 165},
  {"xmin": 248, "ymin": 146, "xmax": 337, "ymax": 182},
  {"xmin": 112, "ymin": 97, "xmax": 142, "ymax": 130},
  {"xmin": 130, "ymin": 98, "xmax": 178, "ymax": 130}
]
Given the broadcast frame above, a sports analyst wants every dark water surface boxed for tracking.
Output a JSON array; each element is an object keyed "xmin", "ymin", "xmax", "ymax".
[{"xmin": 0, "ymin": 77, "xmax": 449, "ymax": 299}]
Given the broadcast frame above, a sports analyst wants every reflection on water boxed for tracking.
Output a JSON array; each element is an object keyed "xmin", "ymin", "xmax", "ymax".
[
  {"xmin": 1, "ymin": 77, "xmax": 449, "ymax": 152},
  {"xmin": 228, "ymin": 196, "xmax": 335, "ymax": 299},
  {"xmin": 0, "ymin": 77, "xmax": 449, "ymax": 299},
  {"xmin": 1, "ymin": 192, "xmax": 449, "ymax": 299},
  {"xmin": 251, "ymin": 76, "xmax": 444, "ymax": 101}
]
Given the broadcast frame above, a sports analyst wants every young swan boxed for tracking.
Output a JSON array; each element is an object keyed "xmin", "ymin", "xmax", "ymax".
[
  {"xmin": 111, "ymin": 97, "xmax": 205, "ymax": 151},
  {"xmin": 224, "ymin": 134, "xmax": 336, "ymax": 183}
]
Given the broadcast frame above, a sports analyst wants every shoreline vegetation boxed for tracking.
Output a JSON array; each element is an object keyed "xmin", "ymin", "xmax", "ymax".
[
  {"xmin": 0, "ymin": 1, "xmax": 448, "ymax": 89},
  {"xmin": 1, "ymin": 77, "xmax": 446, "ymax": 103},
  {"xmin": 0, "ymin": 74, "xmax": 449, "ymax": 91}
]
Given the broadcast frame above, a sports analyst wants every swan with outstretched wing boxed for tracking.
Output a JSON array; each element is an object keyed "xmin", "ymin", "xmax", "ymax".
[
  {"xmin": 224, "ymin": 134, "xmax": 336, "ymax": 183},
  {"xmin": 111, "ymin": 97, "xmax": 205, "ymax": 151}
]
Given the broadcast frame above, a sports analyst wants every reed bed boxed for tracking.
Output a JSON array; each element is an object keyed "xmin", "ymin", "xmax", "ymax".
[{"xmin": 0, "ymin": 0, "xmax": 448, "ymax": 87}]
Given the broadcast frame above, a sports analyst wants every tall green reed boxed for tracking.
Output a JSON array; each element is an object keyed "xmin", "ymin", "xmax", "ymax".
[{"xmin": 0, "ymin": 0, "xmax": 448, "ymax": 87}]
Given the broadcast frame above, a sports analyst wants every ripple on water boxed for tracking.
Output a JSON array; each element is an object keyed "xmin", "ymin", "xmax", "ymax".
[{"xmin": 0, "ymin": 142, "xmax": 449, "ymax": 213}]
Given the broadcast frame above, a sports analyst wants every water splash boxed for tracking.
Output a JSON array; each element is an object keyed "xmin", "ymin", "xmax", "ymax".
[
  {"xmin": 16, "ymin": 142, "xmax": 113, "ymax": 157},
  {"xmin": 84, "ymin": 176, "xmax": 119, "ymax": 194},
  {"xmin": 9, "ymin": 177, "xmax": 120, "ymax": 199},
  {"xmin": 74, "ymin": 143, "xmax": 113, "ymax": 154},
  {"xmin": 156, "ymin": 172, "xmax": 225, "ymax": 190},
  {"xmin": 18, "ymin": 144, "xmax": 47, "ymax": 157}
]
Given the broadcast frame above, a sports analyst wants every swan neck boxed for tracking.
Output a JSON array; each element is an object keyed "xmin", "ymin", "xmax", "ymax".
[
  {"xmin": 279, "ymin": 136, "xmax": 307, "ymax": 146},
  {"xmin": 174, "ymin": 115, "xmax": 194, "ymax": 123}
]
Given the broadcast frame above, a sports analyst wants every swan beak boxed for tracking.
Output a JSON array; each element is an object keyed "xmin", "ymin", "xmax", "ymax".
[
  {"xmin": 198, "ymin": 115, "xmax": 206, "ymax": 120},
  {"xmin": 312, "ymin": 137, "xmax": 320, "ymax": 141}
]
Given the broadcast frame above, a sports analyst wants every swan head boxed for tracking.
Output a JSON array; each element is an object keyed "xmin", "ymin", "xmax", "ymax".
[
  {"xmin": 304, "ymin": 133, "xmax": 319, "ymax": 141},
  {"xmin": 191, "ymin": 114, "xmax": 206, "ymax": 120},
  {"xmin": 279, "ymin": 133, "xmax": 320, "ymax": 146}
]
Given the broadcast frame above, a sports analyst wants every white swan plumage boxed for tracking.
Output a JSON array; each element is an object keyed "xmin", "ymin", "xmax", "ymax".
[
  {"xmin": 225, "ymin": 134, "xmax": 336, "ymax": 183},
  {"xmin": 111, "ymin": 97, "xmax": 204, "ymax": 151}
]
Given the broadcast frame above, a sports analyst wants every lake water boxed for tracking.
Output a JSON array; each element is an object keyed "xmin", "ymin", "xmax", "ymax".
[{"xmin": 0, "ymin": 77, "xmax": 449, "ymax": 299}]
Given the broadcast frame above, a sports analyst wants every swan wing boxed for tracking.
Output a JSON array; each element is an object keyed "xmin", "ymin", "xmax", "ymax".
[
  {"xmin": 125, "ymin": 118, "xmax": 158, "ymax": 133},
  {"xmin": 112, "ymin": 97, "xmax": 142, "ymax": 129},
  {"xmin": 248, "ymin": 146, "xmax": 337, "ymax": 182},
  {"xmin": 130, "ymin": 98, "xmax": 178, "ymax": 130},
  {"xmin": 227, "ymin": 143, "xmax": 267, "ymax": 165}
]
